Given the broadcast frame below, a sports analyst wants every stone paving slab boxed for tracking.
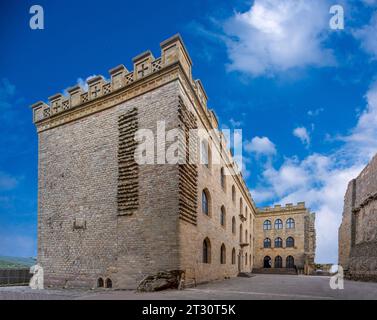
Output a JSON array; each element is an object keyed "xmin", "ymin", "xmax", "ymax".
[{"xmin": 1, "ymin": 274, "xmax": 377, "ymax": 300}]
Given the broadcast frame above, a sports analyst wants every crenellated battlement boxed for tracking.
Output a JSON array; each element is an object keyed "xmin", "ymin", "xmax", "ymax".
[
  {"xmin": 257, "ymin": 202, "xmax": 308, "ymax": 213},
  {"xmin": 30, "ymin": 34, "xmax": 209, "ymax": 126}
]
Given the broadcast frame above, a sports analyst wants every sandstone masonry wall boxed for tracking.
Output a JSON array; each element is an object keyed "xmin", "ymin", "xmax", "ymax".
[{"xmin": 339, "ymin": 154, "xmax": 377, "ymax": 281}]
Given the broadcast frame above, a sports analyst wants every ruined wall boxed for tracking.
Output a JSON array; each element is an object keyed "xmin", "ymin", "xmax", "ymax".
[
  {"xmin": 338, "ymin": 179, "xmax": 355, "ymax": 270},
  {"xmin": 339, "ymin": 154, "xmax": 377, "ymax": 281}
]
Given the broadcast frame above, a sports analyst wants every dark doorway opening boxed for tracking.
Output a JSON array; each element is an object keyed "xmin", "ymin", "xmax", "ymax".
[
  {"xmin": 286, "ymin": 256, "xmax": 295, "ymax": 268},
  {"xmin": 274, "ymin": 256, "xmax": 283, "ymax": 268},
  {"xmin": 263, "ymin": 256, "xmax": 271, "ymax": 268},
  {"xmin": 105, "ymin": 278, "xmax": 112, "ymax": 288},
  {"xmin": 97, "ymin": 278, "xmax": 104, "ymax": 288}
]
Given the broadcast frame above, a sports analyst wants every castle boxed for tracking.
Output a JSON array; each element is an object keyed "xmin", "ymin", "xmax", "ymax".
[{"xmin": 31, "ymin": 34, "xmax": 316, "ymax": 289}]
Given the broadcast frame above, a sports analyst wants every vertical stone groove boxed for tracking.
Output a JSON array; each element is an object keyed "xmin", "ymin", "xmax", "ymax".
[
  {"xmin": 178, "ymin": 98, "xmax": 198, "ymax": 225},
  {"xmin": 118, "ymin": 108, "xmax": 139, "ymax": 215}
]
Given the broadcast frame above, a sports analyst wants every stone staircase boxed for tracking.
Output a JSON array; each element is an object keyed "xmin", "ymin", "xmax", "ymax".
[{"xmin": 252, "ymin": 268, "xmax": 298, "ymax": 275}]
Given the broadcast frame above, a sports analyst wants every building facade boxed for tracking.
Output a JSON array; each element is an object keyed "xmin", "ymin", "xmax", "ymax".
[
  {"xmin": 31, "ymin": 35, "xmax": 315, "ymax": 289},
  {"xmin": 339, "ymin": 154, "xmax": 377, "ymax": 281},
  {"xmin": 253, "ymin": 203, "xmax": 316, "ymax": 274}
]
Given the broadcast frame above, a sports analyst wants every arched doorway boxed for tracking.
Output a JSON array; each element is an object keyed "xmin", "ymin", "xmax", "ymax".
[
  {"xmin": 263, "ymin": 256, "xmax": 271, "ymax": 268},
  {"xmin": 105, "ymin": 278, "xmax": 112, "ymax": 288},
  {"xmin": 274, "ymin": 256, "xmax": 282, "ymax": 268},
  {"xmin": 286, "ymin": 256, "xmax": 295, "ymax": 268}
]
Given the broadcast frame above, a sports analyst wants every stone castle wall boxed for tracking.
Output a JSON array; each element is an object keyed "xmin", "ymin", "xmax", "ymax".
[
  {"xmin": 38, "ymin": 81, "xmax": 182, "ymax": 289},
  {"xmin": 339, "ymin": 154, "xmax": 377, "ymax": 281},
  {"xmin": 178, "ymin": 85, "xmax": 255, "ymax": 285}
]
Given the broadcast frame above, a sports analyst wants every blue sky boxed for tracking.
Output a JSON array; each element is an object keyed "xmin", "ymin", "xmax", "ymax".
[{"xmin": 1, "ymin": 0, "xmax": 377, "ymax": 263}]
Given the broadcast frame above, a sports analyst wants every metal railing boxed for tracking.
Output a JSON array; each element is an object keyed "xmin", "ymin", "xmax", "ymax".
[{"xmin": 0, "ymin": 269, "xmax": 32, "ymax": 286}]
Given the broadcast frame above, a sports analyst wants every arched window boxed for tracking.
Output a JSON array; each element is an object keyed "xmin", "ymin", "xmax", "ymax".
[
  {"xmin": 220, "ymin": 244, "xmax": 226, "ymax": 264},
  {"xmin": 239, "ymin": 224, "xmax": 243, "ymax": 243},
  {"xmin": 232, "ymin": 217, "xmax": 236, "ymax": 234},
  {"xmin": 249, "ymin": 254, "xmax": 251, "ymax": 266},
  {"xmin": 274, "ymin": 219, "xmax": 283, "ymax": 230},
  {"xmin": 202, "ymin": 189, "xmax": 210, "ymax": 216},
  {"xmin": 286, "ymin": 237, "xmax": 295, "ymax": 248},
  {"xmin": 274, "ymin": 256, "xmax": 283, "ymax": 268},
  {"xmin": 221, "ymin": 167, "xmax": 226, "ymax": 190},
  {"xmin": 240, "ymin": 198, "xmax": 243, "ymax": 216},
  {"xmin": 264, "ymin": 238, "xmax": 271, "ymax": 248},
  {"xmin": 245, "ymin": 230, "xmax": 248, "ymax": 243},
  {"xmin": 220, "ymin": 206, "xmax": 226, "ymax": 227},
  {"xmin": 263, "ymin": 220, "xmax": 271, "ymax": 230},
  {"xmin": 286, "ymin": 255, "xmax": 295, "ymax": 268},
  {"xmin": 263, "ymin": 256, "xmax": 271, "ymax": 268},
  {"xmin": 203, "ymin": 238, "xmax": 211, "ymax": 263},
  {"xmin": 97, "ymin": 278, "xmax": 104, "ymax": 288},
  {"xmin": 232, "ymin": 248, "xmax": 236, "ymax": 265},
  {"xmin": 275, "ymin": 237, "xmax": 283, "ymax": 248},
  {"xmin": 286, "ymin": 218, "xmax": 295, "ymax": 229},
  {"xmin": 245, "ymin": 207, "xmax": 248, "ymax": 219},
  {"xmin": 245, "ymin": 253, "xmax": 247, "ymax": 265},
  {"xmin": 105, "ymin": 278, "xmax": 112, "ymax": 288},
  {"xmin": 201, "ymin": 140, "xmax": 209, "ymax": 167},
  {"xmin": 232, "ymin": 185, "xmax": 236, "ymax": 202}
]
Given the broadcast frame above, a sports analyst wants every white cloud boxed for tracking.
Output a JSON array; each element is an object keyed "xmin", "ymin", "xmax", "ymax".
[
  {"xmin": 340, "ymin": 80, "xmax": 377, "ymax": 159},
  {"xmin": 0, "ymin": 171, "xmax": 18, "ymax": 191},
  {"xmin": 245, "ymin": 136, "xmax": 276, "ymax": 156},
  {"xmin": 307, "ymin": 108, "xmax": 324, "ymax": 117},
  {"xmin": 354, "ymin": 11, "xmax": 377, "ymax": 59},
  {"xmin": 362, "ymin": 0, "xmax": 377, "ymax": 6},
  {"xmin": 76, "ymin": 75, "xmax": 97, "ymax": 92},
  {"xmin": 252, "ymin": 82, "xmax": 377, "ymax": 263},
  {"xmin": 223, "ymin": 0, "xmax": 334, "ymax": 76},
  {"xmin": 229, "ymin": 118, "xmax": 243, "ymax": 127},
  {"xmin": 293, "ymin": 126, "xmax": 311, "ymax": 146}
]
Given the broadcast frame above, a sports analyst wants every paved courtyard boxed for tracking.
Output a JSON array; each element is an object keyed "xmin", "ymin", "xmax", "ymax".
[{"xmin": 1, "ymin": 274, "xmax": 377, "ymax": 300}]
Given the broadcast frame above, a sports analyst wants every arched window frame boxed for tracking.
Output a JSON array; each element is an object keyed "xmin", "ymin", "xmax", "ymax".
[
  {"xmin": 286, "ymin": 237, "xmax": 295, "ymax": 248},
  {"xmin": 263, "ymin": 220, "xmax": 272, "ymax": 230},
  {"xmin": 232, "ymin": 216, "xmax": 236, "ymax": 234},
  {"xmin": 231, "ymin": 248, "xmax": 236, "ymax": 265},
  {"xmin": 275, "ymin": 237, "xmax": 283, "ymax": 248},
  {"xmin": 202, "ymin": 189, "xmax": 211, "ymax": 216},
  {"xmin": 203, "ymin": 238, "xmax": 211, "ymax": 263},
  {"xmin": 264, "ymin": 238, "xmax": 271, "ymax": 248},
  {"xmin": 232, "ymin": 185, "xmax": 236, "ymax": 203},
  {"xmin": 200, "ymin": 139, "xmax": 212, "ymax": 169},
  {"xmin": 275, "ymin": 219, "xmax": 283, "ymax": 230},
  {"xmin": 286, "ymin": 218, "xmax": 295, "ymax": 229},
  {"xmin": 220, "ymin": 206, "xmax": 226, "ymax": 227},
  {"xmin": 221, "ymin": 167, "xmax": 226, "ymax": 191},
  {"xmin": 220, "ymin": 244, "xmax": 226, "ymax": 264}
]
